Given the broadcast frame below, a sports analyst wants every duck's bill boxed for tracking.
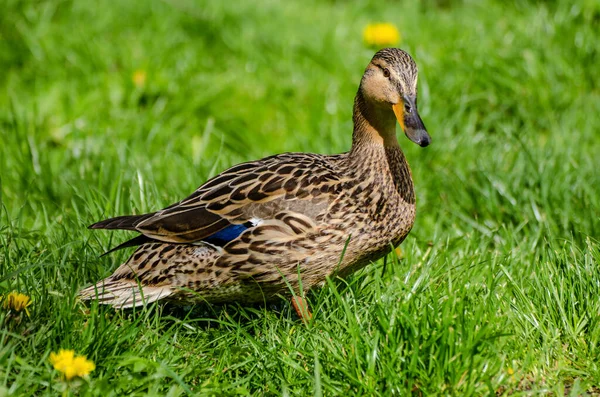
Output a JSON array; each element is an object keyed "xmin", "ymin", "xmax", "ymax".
[{"xmin": 392, "ymin": 102, "xmax": 431, "ymax": 148}]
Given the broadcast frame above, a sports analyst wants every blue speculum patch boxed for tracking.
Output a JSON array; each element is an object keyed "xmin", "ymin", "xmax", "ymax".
[{"xmin": 203, "ymin": 223, "xmax": 251, "ymax": 246}]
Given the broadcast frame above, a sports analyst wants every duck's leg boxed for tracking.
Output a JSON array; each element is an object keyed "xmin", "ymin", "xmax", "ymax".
[{"xmin": 291, "ymin": 295, "xmax": 312, "ymax": 323}]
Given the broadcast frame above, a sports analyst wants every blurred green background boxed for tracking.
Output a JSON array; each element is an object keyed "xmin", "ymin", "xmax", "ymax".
[{"xmin": 1, "ymin": 0, "xmax": 599, "ymax": 395}]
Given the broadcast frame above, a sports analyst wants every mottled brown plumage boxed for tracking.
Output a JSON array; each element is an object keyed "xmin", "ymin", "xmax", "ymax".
[{"xmin": 80, "ymin": 48, "xmax": 431, "ymax": 313}]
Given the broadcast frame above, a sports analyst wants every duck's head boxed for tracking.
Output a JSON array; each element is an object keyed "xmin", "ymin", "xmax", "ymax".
[{"xmin": 358, "ymin": 48, "xmax": 431, "ymax": 147}]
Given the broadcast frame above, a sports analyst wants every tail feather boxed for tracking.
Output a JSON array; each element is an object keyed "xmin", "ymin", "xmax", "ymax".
[
  {"xmin": 79, "ymin": 279, "xmax": 173, "ymax": 308},
  {"xmin": 80, "ymin": 242, "xmax": 220, "ymax": 308},
  {"xmin": 88, "ymin": 213, "xmax": 155, "ymax": 230}
]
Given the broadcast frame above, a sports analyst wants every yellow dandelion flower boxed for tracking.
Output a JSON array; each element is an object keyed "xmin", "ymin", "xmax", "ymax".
[
  {"xmin": 49, "ymin": 349, "xmax": 95, "ymax": 381},
  {"xmin": 394, "ymin": 246, "xmax": 404, "ymax": 259},
  {"xmin": 132, "ymin": 69, "xmax": 147, "ymax": 87},
  {"xmin": 363, "ymin": 23, "xmax": 401, "ymax": 47},
  {"xmin": 1, "ymin": 291, "xmax": 32, "ymax": 316}
]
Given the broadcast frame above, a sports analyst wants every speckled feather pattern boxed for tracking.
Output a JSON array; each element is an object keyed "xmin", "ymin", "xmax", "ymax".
[{"xmin": 80, "ymin": 48, "xmax": 423, "ymax": 308}]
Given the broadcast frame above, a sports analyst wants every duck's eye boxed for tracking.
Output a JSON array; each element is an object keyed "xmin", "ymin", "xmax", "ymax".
[
  {"xmin": 404, "ymin": 103, "xmax": 412, "ymax": 113},
  {"xmin": 383, "ymin": 68, "xmax": 390, "ymax": 78}
]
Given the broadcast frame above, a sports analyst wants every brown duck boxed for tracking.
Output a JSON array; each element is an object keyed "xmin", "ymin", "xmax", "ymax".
[{"xmin": 80, "ymin": 48, "xmax": 431, "ymax": 320}]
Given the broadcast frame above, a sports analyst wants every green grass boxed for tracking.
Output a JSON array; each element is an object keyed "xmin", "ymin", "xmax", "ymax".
[{"xmin": 1, "ymin": 0, "xmax": 599, "ymax": 395}]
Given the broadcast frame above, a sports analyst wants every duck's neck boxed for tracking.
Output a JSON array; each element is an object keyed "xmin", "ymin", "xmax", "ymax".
[
  {"xmin": 349, "ymin": 90, "xmax": 415, "ymax": 204},
  {"xmin": 350, "ymin": 90, "xmax": 397, "ymax": 148}
]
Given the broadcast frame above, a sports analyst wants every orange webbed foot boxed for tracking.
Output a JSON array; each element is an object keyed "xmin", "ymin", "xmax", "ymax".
[{"xmin": 291, "ymin": 295, "xmax": 312, "ymax": 323}]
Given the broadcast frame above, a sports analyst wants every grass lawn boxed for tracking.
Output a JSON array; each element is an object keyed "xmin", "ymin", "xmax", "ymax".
[{"xmin": 1, "ymin": 0, "xmax": 599, "ymax": 395}]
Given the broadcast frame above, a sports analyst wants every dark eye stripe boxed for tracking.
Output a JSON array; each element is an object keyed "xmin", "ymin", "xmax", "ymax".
[{"xmin": 373, "ymin": 63, "xmax": 391, "ymax": 78}]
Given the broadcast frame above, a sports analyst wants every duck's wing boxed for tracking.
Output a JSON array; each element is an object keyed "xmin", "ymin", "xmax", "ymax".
[{"xmin": 89, "ymin": 153, "xmax": 347, "ymax": 244}]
